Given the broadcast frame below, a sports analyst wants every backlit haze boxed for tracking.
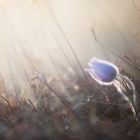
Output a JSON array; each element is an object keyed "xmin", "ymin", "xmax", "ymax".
[{"xmin": 0, "ymin": 0, "xmax": 139, "ymax": 83}]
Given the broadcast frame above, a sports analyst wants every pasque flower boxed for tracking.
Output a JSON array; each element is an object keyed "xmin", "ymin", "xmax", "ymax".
[
  {"xmin": 86, "ymin": 57, "xmax": 139, "ymax": 121},
  {"xmin": 86, "ymin": 57, "xmax": 118, "ymax": 85}
]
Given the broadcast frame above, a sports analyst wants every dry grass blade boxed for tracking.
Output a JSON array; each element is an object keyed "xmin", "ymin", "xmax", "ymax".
[{"xmin": 91, "ymin": 28, "xmax": 140, "ymax": 73}]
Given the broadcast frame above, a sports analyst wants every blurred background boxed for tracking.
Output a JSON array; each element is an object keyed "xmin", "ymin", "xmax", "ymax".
[
  {"xmin": 0, "ymin": 1, "xmax": 140, "ymax": 139},
  {"xmin": 0, "ymin": 0, "xmax": 139, "ymax": 98},
  {"xmin": 0, "ymin": 0, "xmax": 139, "ymax": 75}
]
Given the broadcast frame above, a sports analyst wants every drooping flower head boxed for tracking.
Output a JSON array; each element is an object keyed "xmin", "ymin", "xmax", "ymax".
[
  {"xmin": 86, "ymin": 57, "xmax": 139, "ymax": 121},
  {"xmin": 86, "ymin": 57, "xmax": 119, "ymax": 85}
]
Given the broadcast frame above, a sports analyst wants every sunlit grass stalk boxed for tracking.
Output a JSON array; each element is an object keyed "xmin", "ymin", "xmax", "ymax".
[
  {"xmin": 114, "ymin": 74, "xmax": 140, "ymax": 122},
  {"xmin": 41, "ymin": 0, "xmax": 95, "ymax": 95}
]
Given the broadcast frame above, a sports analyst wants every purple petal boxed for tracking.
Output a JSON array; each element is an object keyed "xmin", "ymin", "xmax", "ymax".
[{"xmin": 86, "ymin": 57, "xmax": 119, "ymax": 85}]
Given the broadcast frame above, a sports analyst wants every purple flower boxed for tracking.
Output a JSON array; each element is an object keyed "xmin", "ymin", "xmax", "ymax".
[{"xmin": 86, "ymin": 57, "xmax": 119, "ymax": 85}]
